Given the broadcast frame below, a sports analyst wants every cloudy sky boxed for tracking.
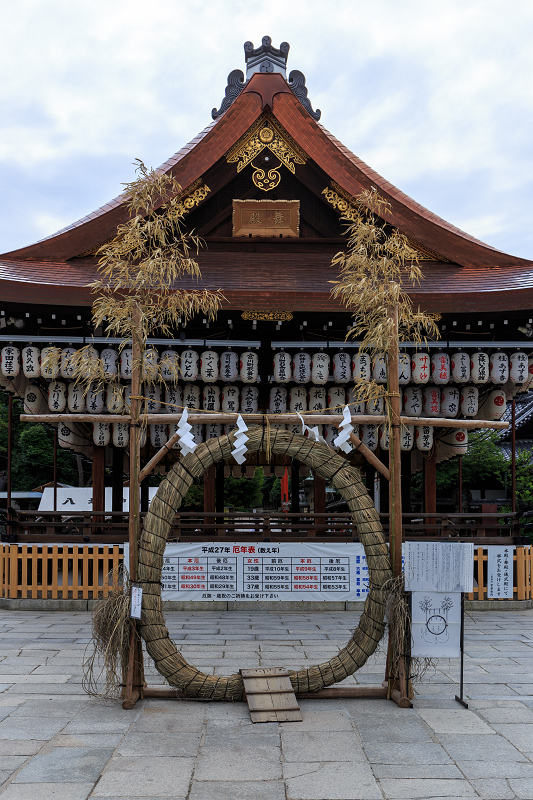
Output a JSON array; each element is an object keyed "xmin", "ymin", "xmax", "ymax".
[{"xmin": 2, "ymin": 0, "xmax": 532, "ymax": 259}]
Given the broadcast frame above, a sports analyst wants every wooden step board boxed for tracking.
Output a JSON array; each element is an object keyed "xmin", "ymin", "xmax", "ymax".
[{"xmin": 240, "ymin": 668, "xmax": 303, "ymax": 723}]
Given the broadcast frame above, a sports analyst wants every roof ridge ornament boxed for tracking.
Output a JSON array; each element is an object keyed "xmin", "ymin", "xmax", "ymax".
[{"xmin": 211, "ymin": 37, "xmax": 321, "ymax": 121}]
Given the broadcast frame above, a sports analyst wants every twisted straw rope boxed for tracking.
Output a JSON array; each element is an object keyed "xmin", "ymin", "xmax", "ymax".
[{"xmin": 138, "ymin": 427, "xmax": 392, "ymax": 700}]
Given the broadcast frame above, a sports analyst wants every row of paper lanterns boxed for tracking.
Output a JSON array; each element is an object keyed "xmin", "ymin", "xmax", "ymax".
[
  {"xmin": 1, "ymin": 345, "xmax": 532, "ymax": 386},
  {"xmin": 62, "ymin": 417, "xmax": 463, "ymax": 455},
  {"xmin": 24, "ymin": 380, "xmax": 506, "ymax": 423}
]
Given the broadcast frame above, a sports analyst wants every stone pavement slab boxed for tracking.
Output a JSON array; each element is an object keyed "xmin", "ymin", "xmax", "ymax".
[{"xmin": 0, "ymin": 608, "xmax": 530, "ymax": 799}]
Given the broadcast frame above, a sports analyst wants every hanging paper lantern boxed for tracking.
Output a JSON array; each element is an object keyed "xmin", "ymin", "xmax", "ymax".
[
  {"xmin": 333, "ymin": 351, "xmax": 351, "ymax": 383},
  {"xmin": 240, "ymin": 350, "xmax": 259, "ymax": 384},
  {"xmin": 328, "ymin": 386, "xmax": 346, "ymax": 411},
  {"xmin": 367, "ymin": 396, "xmax": 384, "ymax": 415},
  {"xmin": 460, "ymin": 385, "xmax": 479, "ymax": 417},
  {"xmin": 308, "ymin": 386, "xmax": 326, "ymax": 411},
  {"xmin": 403, "ymin": 386, "xmax": 423, "ymax": 417},
  {"xmin": 205, "ymin": 422, "xmax": 222, "ymax": 439},
  {"xmin": 40, "ymin": 345, "xmax": 59, "ymax": 379},
  {"xmin": 347, "ymin": 386, "xmax": 365, "ymax": 414},
  {"xmin": 120, "ymin": 347, "xmax": 133, "ymax": 380},
  {"xmin": 311, "ymin": 352, "xmax": 330, "ymax": 385},
  {"xmin": 490, "ymin": 350, "xmax": 509, "ymax": 384},
  {"xmin": 86, "ymin": 384, "xmax": 104, "ymax": 414},
  {"xmin": 524, "ymin": 355, "xmax": 533, "ymax": 391},
  {"xmin": 440, "ymin": 386, "xmax": 460, "ymax": 418},
  {"xmin": 105, "ymin": 383, "xmax": 124, "ymax": 413},
  {"xmin": 293, "ymin": 351, "xmax": 311, "ymax": 384},
  {"xmin": 477, "ymin": 389, "xmax": 506, "ymax": 420},
  {"xmin": 379, "ymin": 424, "xmax": 390, "ymax": 451},
  {"xmin": 113, "ymin": 422, "xmax": 129, "ymax": 448},
  {"xmin": 400, "ymin": 425, "xmax": 415, "ymax": 451},
  {"xmin": 470, "ymin": 351, "xmax": 489, "ymax": 384},
  {"xmin": 361, "ymin": 424, "xmax": 378, "ymax": 451},
  {"xmin": 241, "ymin": 385, "xmax": 259, "ymax": 414},
  {"xmin": 93, "ymin": 421, "xmax": 110, "ymax": 447},
  {"xmin": 273, "ymin": 351, "xmax": 291, "ymax": 383},
  {"xmin": 150, "ymin": 424, "xmax": 168, "ymax": 448},
  {"xmin": 201, "ymin": 349, "xmax": 219, "ymax": 383},
  {"xmin": 1, "ymin": 345, "xmax": 20, "ymax": 378},
  {"xmin": 372, "ymin": 353, "xmax": 387, "ymax": 384},
  {"xmin": 22, "ymin": 345, "xmax": 41, "ymax": 379},
  {"xmin": 222, "ymin": 385, "xmax": 240, "ymax": 413},
  {"xmin": 24, "ymin": 384, "xmax": 47, "ymax": 415},
  {"xmin": 220, "ymin": 350, "xmax": 239, "ymax": 382},
  {"xmin": 182, "ymin": 382, "xmax": 201, "ymax": 409},
  {"xmin": 143, "ymin": 383, "xmax": 161, "ymax": 412},
  {"xmin": 142, "ymin": 348, "xmax": 159, "ymax": 382},
  {"xmin": 58, "ymin": 422, "xmax": 84, "ymax": 452},
  {"xmin": 203, "ymin": 384, "xmax": 221, "ymax": 412},
  {"xmin": 423, "ymin": 387, "xmax": 441, "ymax": 417},
  {"xmin": 68, "ymin": 383, "xmax": 86, "ymax": 413},
  {"xmin": 290, "ymin": 385, "xmax": 308, "ymax": 413},
  {"xmin": 58, "ymin": 346, "xmax": 76, "ymax": 380},
  {"xmin": 411, "ymin": 352, "xmax": 430, "ymax": 384},
  {"xmin": 324, "ymin": 425, "xmax": 338, "ymax": 447},
  {"xmin": 79, "ymin": 347, "xmax": 99, "ymax": 382},
  {"xmin": 510, "ymin": 351, "xmax": 528, "ymax": 384},
  {"xmin": 269, "ymin": 386, "xmax": 287, "ymax": 414},
  {"xmin": 180, "ymin": 349, "xmax": 199, "ymax": 381},
  {"xmin": 431, "ymin": 351, "xmax": 450, "ymax": 385},
  {"xmin": 99, "ymin": 348, "xmax": 117, "ymax": 380},
  {"xmin": 160, "ymin": 348, "xmax": 179, "ymax": 382},
  {"xmin": 451, "ymin": 351, "xmax": 470, "ymax": 384},
  {"xmin": 440, "ymin": 428, "xmax": 468, "ymax": 456},
  {"xmin": 48, "ymin": 381, "xmax": 67, "ymax": 412},
  {"xmin": 165, "ymin": 384, "xmax": 182, "ymax": 412},
  {"xmin": 191, "ymin": 423, "xmax": 204, "ymax": 443},
  {"xmin": 352, "ymin": 352, "xmax": 371, "ymax": 382},
  {"xmin": 415, "ymin": 425, "xmax": 433, "ymax": 452},
  {"xmin": 398, "ymin": 352, "xmax": 411, "ymax": 385}
]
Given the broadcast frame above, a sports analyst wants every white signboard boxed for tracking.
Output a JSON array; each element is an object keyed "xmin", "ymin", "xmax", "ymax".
[
  {"xmin": 125, "ymin": 542, "xmax": 370, "ymax": 602},
  {"xmin": 39, "ymin": 487, "xmax": 158, "ymax": 512},
  {"xmin": 404, "ymin": 542, "xmax": 474, "ymax": 593},
  {"xmin": 487, "ymin": 546, "xmax": 514, "ymax": 599},
  {"xmin": 411, "ymin": 591, "xmax": 461, "ymax": 658}
]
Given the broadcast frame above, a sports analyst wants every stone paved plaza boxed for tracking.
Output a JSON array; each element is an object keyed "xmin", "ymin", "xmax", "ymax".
[{"xmin": 0, "ymin": 608, "xmax": 530, "ymax": 799}]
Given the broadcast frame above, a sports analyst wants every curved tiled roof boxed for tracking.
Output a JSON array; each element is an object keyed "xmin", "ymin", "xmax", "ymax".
[{"xmin": 1, "ymin": 71, "xmax": 532, "ymax": 310}]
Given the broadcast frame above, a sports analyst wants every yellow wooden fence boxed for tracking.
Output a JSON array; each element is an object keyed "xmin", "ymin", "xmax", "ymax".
[
  {"xmin": 0, "ymin": 544, "xmax": 531, "ymax": 601},
  {"xmin": 0, "ymin": 545, "xmax": 123, "ymax": 600}
]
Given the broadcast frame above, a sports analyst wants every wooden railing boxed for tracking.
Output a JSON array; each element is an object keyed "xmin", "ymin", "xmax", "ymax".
[
  {"xmin": 2, "ymin": 509, "xmax": 524, "ymax": 544},
  {"xmin": 0, "ymin": 542, "xmax": 530, "ymax": 601},
  {"xmin": 0, "ymin": 544, "xmax": 123, "ymax": 600}
]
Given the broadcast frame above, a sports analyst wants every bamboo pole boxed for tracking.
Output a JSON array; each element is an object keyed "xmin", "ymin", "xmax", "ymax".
[
  {"xmin": 138, "ymin": 430, "xmax": 181, "ymax": 483},
  {"xmin": 388, "ymin": 306, "xmax": 402, "ymax": 578},
  {"xmin": 123, "ymin": 307, "xmax": 144, "ymax": 711},
  {"xmin": 19, "ymin": 413, "xmax": 510, "ymax": 430}
]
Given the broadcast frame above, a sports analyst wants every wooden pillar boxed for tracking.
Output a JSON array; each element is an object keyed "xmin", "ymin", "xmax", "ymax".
[
  {"xmin": 424, "ymin": 450, "xmax": 437, "ymax": 533},
  {"xmin": 6, "ymin": 394, "xmax": 12, "ymax": 512},
  {"xmin": 291, "ymin": 460, "xmax": 300, "ymax": 514},
  {"xmin": 511, "ymin": 399, "xmax": 516, "ymax": 514},
  {"xmin": 215, "ymin": 462, "xmax": 225, "ymax": 514},
  {"xmin": 112, "ymin": 446, "xmax": 124, "ymax": 513},
  {"xmin": 53, "ymin": 425, "xmax": 58, "ymax": 513},
  {"xmin": 401, "ymin": 451, "xmax": 411, "ymax": 515},
  {"xmin": 92, "ymin": 444, "xmax": 105, "ymax": 533},
  {"xmin": 204, "ymin": 464, "xmax": 216, "ymax": 534},
  {"xmin": 387, "ymin": 305, "xmax": 402, "ymax": 578}
]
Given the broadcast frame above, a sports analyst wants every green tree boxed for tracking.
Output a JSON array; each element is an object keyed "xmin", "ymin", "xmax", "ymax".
[
  {"xmin": 224, "ymin": 469, "xmax": 264, "ymax": 511},
  {"xmin": 11, "ymin": 423, "xmax": 79, "ymax": 492}
]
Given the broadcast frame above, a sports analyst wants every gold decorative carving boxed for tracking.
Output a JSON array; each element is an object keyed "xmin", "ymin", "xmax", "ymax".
[
  {"xmin": 322, "ymin": 182, "xmax": 451, "ymax": 262},
  {"xmin": 251, "ymin": 161, "xmax": 281, "ymax": 191},
  {"xmin": 75, "ymin": 179, "xmax": 211, "ymax": 258},
  {"xmin": 233, "ymin": 200, "xmax": 300, "ymax": 237},
  {"xmin": 226, "ymin": 113, "xmax": 307, "ymax": 178},
  {"xmin": 242, "ymin": 311, "xmax": 294, "ymax": 321}
]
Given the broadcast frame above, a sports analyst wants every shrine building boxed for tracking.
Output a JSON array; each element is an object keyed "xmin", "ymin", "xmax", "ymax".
[{"xmin": 1, "ymin": 36, "xmax": 532, "ymax": 544}]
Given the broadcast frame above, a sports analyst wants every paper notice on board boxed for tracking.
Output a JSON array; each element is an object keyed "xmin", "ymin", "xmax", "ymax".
[
  {"xmin": 487, "ymin": 546, "xmax": 514, "ymax": 599},
  {"xmin": 404, "ymin": 542, "xmax": 473, "ymax": 593},
  {"xmin": 411, "ymin": 591, "xmax": 461, "ymax": 658}
]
